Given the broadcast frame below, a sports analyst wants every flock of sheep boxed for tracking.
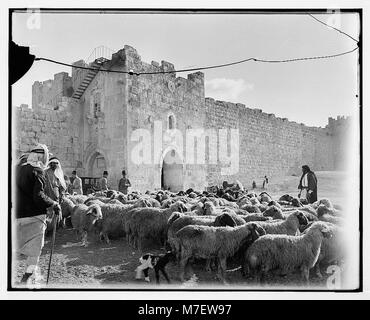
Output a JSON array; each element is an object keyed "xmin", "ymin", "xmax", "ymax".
[{"xmin": 55, "ymin": 187, "xmax": 345, "ymax": 286}]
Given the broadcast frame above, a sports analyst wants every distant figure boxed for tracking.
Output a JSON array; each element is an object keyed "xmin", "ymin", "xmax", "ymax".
[
  {"xmin": 97, "ymin": 171, "xmax": 109, "ymax": 191},
  {"xmin": 252, "ymin": 181, "xmax": 257, "ymax": 189},
  {"xmin": 298, "ymin": 165, "xmax": 317, "ymax": 204},
  {"xmin": 71, "ymin": 170, "xmax": 83, "ymax": 195},
  {"xmin": 262, "ymin": 175, "xmax": 269, "ymax": 189},
  {"xmin": 118, "ymin": 170, "xmax": 131, "ymax": 195},
  {"xmin": 234, "ymin": 180, "xmax": 244, "ymax": 191}
]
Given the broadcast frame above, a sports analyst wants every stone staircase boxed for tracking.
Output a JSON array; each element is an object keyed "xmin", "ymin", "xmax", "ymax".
[{"xmin": 72, "ymin": 57, "xmax": 108, "ymax": 100}]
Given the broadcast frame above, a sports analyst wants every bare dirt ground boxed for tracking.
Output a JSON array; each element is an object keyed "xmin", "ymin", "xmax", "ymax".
[{"xmin": 11, "ymin": 171, "xmax": 349, "ymax": 290}]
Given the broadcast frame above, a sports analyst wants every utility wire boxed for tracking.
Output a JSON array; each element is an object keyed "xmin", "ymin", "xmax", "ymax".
[
  {"xmin": 34, "ymin": 46, "xmax": 358, "ymax": 76},
  {"xmin": 307, "ymin": 13, "xmax": 359, "ymax": 43}
]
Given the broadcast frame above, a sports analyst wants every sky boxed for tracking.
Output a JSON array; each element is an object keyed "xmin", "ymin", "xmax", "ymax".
[{"xmin": 11, "ymin": 10, "xmax": 360, "ymax": 127}]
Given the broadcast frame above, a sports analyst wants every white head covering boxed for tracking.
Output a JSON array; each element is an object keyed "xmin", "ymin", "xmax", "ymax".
[
  {"xmin": 25, "ymin": 144, "xmax": 49, "ymax": 170},
  {"xmin": 47, "ymin": 157, "xmax": 67, "ymax": 190}
]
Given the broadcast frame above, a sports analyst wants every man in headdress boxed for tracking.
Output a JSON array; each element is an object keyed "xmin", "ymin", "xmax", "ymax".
[
  {"xmin": 298, "ymin": 165, "xmax": 318, "ymax": 204},
  {"xmin": 44, "ymin": 156, "xmax": 67, "ymax": 231},
  {"xmin": 15, "ymin": 144, "xmax": 62, "ymax": 286}
]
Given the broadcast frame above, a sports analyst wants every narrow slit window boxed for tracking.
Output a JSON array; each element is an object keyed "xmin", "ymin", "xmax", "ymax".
[{"xmin": 169, "ymin": 115, "xmax": 175, "ymax": 129}]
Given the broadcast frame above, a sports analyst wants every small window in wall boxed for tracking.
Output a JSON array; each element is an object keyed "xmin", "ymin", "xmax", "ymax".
[
  {"xmin": 169, "ymin": 115, "xmax": 174, "ymax": 129},
  {"xmin": 94, "ymin": 103, "xmax": 101, "ymax": 118},
  {"xmin": 168, "ymin": 114, "xmax": 176, "ymax": 129}
]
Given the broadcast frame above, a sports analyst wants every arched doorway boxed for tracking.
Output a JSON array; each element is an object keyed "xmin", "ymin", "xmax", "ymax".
[
  {"xmin": 88, "ymin": 152, "xmax": 107, "ymax": 178},
  {"xmin": 161, "ymin": 149, "xmax": 183, "ymax": 192}
]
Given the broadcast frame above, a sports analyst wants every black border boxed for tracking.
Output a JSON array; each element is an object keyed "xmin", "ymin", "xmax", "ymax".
[{"xmin": 8, "ymin": 8, "xmax": 363, "ymax": 293}]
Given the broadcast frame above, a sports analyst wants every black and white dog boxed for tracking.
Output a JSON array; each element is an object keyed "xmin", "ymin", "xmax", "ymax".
[{"xmin": 135, "ymin": 251, "xmax": 175, "ymax": 284}]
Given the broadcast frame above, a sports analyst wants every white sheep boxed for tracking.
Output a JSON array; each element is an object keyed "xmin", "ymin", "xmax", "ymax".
[
  {"xmin": 311, "ymin": 198, "xmax": 333, "ymax": 210},
  {"xmin": 70, "ymin": 203, "xmax": 103, "ymax": 246},
  {"xmin": 167, "ymin": 212, "xmax": 242, "ymax": 260},
  {"xmin": 262, "ymin": 205, "xmax": 285, "ymax": 220},
  {"xmin": 67, "ymin": 194, "xmax": 88, "ymax": 205},
  {"xmin": 255, "ymin": 211, "xmax": 309, "ymax": 235},
  {"xmin": 302, "ymin": 221, "xmax": 346, "ymax": 278},
  {"xmin": 127, "ymin": 201, "xmax": 188, "ymax": 250},
  {"xmin": 94, "ymin": 203, "xmax": 134, "ymax": 244},
  {"xmin": 243, "ymin": 221, "xmax": 332, "ymax": 284},
  {"xmin": 316, "ymin": 204, "xmax": 343, "ymax": 225},
  {"xmin": 175, "ymin": 222, "xmax": 266, "ymax": 283}
]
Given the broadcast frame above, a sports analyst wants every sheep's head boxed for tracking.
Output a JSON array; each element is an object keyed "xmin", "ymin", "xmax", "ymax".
[
  {"xmin": 279, "ymin": 194, "xmax": 294, "ymax": 202},
  {"xmin": 294, "ymin": 211, "xmax": 309, "ymax": 226},
  {"xmin": 249, "ymin": 197, "xmax": 260, "ymax": 205},
  {"xmin": 320, "ymin": 227, "xmax": 333, "ymax": 239},
  {"xmin": 308, "ymin": 222, "xmax": 333, "ymax": 239},
  {"xmin": 291, "ymin": 198, "xmax": 303, "ymax": 207},
  {"xmin": 268, "ymin": 200, "xmax": 280, "ymax": 207},
  {"xmin": 259, "ymin": 192, "xmax": 272, "ymax": 203},
  {"xmin": 214, "ymin": 213, "xmax": 237, "ymax": 227},
  {"xmin": 318, "ymin": 198, "xmax": 333, "ymax": 209},
  {"xmin": 106, "ymin": 190, "xmax": 116, "ymax": 199},
  {"xmin": 116, "ymin": 193, "xmax": 127, "ymax": 204},
  {"xmin": 300, "ymin": 221, "xmax": 314, "ymax": 233},
  {"xmin": 203, "ymin": 201, "xmax": 215, "ymax": 215},
  {"xmin": 252, "ymin": 223, "xmax": 266, "ymax": 237},
  {"xmin": 164, "ymin": 250, "xmax": 177, "ymax": 263},
  {"xmin": 263, "ymin": 205, "xmax": 283, "ymax": 219},
  {"xmin": 242, "ymin": 204, "xmax": 261, "ymax": 213},
  {"xmin": 86, "ymin": 205, "xmax": 103, "ymax": 226},
  {"xmin": 244, "ymin": 223, "xmax": 266, "ymax": 245},
  {"xmin": 167, "ymin": 212, "xmax": 183, "ymax": 226},
  {"xmin": 316, "ymin": 204, "xmax": 331, "ymax": 217},
  {"xmin": 60, "ymin": 197, "xmax": 75, "ymax": 218},
  {"xmin": 155, "ymin": 194, "xmax": 163, "ymax": 203},
  {"xmin": 171, "ymin": 201, "xmax": 187, "ymax": 213}
]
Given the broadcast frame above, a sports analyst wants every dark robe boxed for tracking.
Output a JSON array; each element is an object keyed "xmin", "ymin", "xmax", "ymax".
[{"xmin": 298, "ymin": 171, "xmax": 318, "ymax": 204}]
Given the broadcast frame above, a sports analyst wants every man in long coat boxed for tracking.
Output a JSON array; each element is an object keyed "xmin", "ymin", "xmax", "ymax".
[{"xmin": 298, "ymin": 165, "xmax": 318, "ymax": 204}]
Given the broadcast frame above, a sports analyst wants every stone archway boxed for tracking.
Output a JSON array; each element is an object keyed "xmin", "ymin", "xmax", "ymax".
[
  {"xmin": 160, "ymin": 149, "xmax": 183, "ymax": 192},
  {"xmin": 88, "ymin": 151, "xmax": 107, "ymax": 178}
]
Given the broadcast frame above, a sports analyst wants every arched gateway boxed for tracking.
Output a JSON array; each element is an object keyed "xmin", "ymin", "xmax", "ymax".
[
  {"xmin": 161, "ymin": 149, "xmax": 183, "ymax": 192},
  {"xmin": 88, "ymin": 151, "xmax": 107, "ymax": 178}
]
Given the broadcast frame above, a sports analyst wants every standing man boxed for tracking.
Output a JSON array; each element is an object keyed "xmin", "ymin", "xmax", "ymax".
[
  {"xmin": 298, "ymin": 165, "xmax": 318, "ymax": 204},
  {"xmin": 71, "ymin": 170, "xmax": 83, "ymax": 195},
  {"xmin": 44, "ymin": 157, "xmax": 66, "ymax": 232},
  {"xmin": 118, "ymin": 170, "xmax": 131, "ymax": 195},
  {"xmin": 15, "ymin": 144, "xmax": 62, "ymax": 285},
  {"xmin": 99, "ymin": 171, "xmax": 109, "ymax": 191},
  {"xmin": 45, "ymin": 156, "xmax": 67, "ymax": 202}
]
